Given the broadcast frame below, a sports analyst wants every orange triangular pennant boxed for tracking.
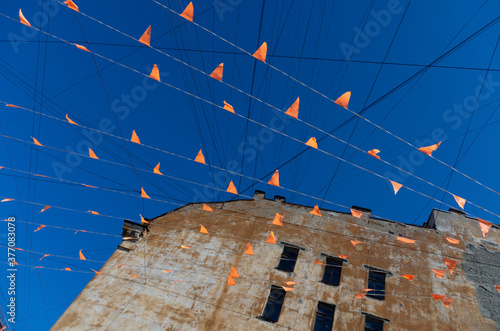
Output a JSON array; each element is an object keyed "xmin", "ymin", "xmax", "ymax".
[
  {"xmin": 268, "ymin": 170, "xmax": 279, "ymax": 187},
  {"xmin": 367, "ymin": 149, "xmax": 381, "ymax": 159},
  {"xmin": 441, "ymin": 298, "xmax": 453, "ymax": 308},
  {"xmin": 432, "ymin": 269, "xmax": 445, "ymax": 279},
  {"xmin": 34, "ymin": 225, "xmax": 46, "ymax": 232},
  {"xmin": 149, "ymin": 64, "xmax": 160, "ymax": 81},
  {"xmin": 478, "ymin": 218, "xmax": 492, "ymax": 237},
  {"xmin": 227, "ymin": 276, "xmax": 235, "ymax": 286},
  {"xmin": 141, "ymin": 187, "xmax": 151, "ymax": 199},
  {"xmin": 253, "ymin": 42, "xmax": 267, "ymax": 62},
  {"xmin": 226, "ymin": 180, "xmax": 238, "ymax": 194},
  {"xmin": 244, "ymin": 243, "xmax": 254, "ymax": 255},
  {"xmin": 338, "ymin": 254, "xmax": 349, "ymax": 259},
  {"xmin": 351, "ymin": 209, "xmax": 363, "ymax": 218},
  {"xmin": 310, "ymin": 204, "xmax": 321, "ymax": 216},
  {"xmin": 180, "ymin": 2, "xmax": 194, "ymax": 21},
  {"xmin": 418, "ymin": 141, "xmax": 441, "ymax": 156},
  {"xmin": 314, "ymin": 260, "xmax": 325, "ymax": 265},
  {"xmin": 92, "ymin": 269, "xmax": 103, "ymax": 274},
  {"xmin": 445, "ymin": 237, "xmax": 460, "ymax": 245},
  {"xmin": 140, "ymin": 214, "xmax": 149, "ymax": 224},
  {"xmin": 442, "ymin": 258, "xmax": 458, "ymax": 275},
  {"xmin": 391, "ymin": 181, "xmax": 403, "ymax": 194},
  {"xmin": 32, "ymin": 137, "xmax": 42, "ymax": 146},
  {"xmin": 1, "ymin": 199, "xmax": 13, "ymax": 202},
  {"xmin": 39, "ymin": 254, "xmax": 50, "ymax": 261},
  {"xmin": 223, "ymin": 101, "xmax": 235, "ymax": 113},
  {"xmin": 181, "ymin": 245, "xmax": 192, "ymax": 249},
  {"xmin": 397, "ymin": 236, "xmax": 416, "ymax": 244},
  {"xmin": 131, "ymin": 130, "xmax": 141, "ymax": 144},
  {"xmin": 350, "ymin": 240, "xmax": 362, "ymax": 247},
  {"xmin": 139, "ymin": 25, "xmax": 151, "ymax": 46},
  {"xmin": 203, "ymin": 204, "xmax": 213, "ymax": 212},
  {"xmin": 305, "ymin": 137, "xmax": 318, "ymax": 149},
  {"xmin": 64, "ymin": 0, "xmax": 79, "ymax": 12},
  {"xmin": 355, "ymin": 293, "xmax": 366, "ymax": 299},
  {"xmin": 209, "ymin": 63, "xmax": 224, "ymax": 81},
  {"xmin": 66, "ymin": 114, "xmax": 79, "ymax": 125},
  {"xmin": 282, "ymin": 286, "xmax": 295, "ymax": 292},
  {"xmin": 285, "ymin": 97, "xmax": 299, "ymax": 119},
  {"xmin": 88, "ymin": 148, "xmax": 98, "ymax": 159},
  {"xmin": 63, "ymin": 267, "xmax": 72, "ymax": 271},
  {"xmin": 154, "ymin": 162, "xmax": 163, "ymax": 175},
  {"xmin": 265, "ymin": 231, "xmax": 276, "ymax": 244},
  {"xmin": 39, "ymin": 205, "xmax": 51, "ymax": 213},
  {"xmin": 19, "ymin": 9, "xmax": 31, "ymax": 27},
  {"xmin": 272, "ymin": 213, "xmax": 283, "ymax": 226},
  {"xmin": 200, "ymin": 225, "xmax": 208, "ymax": 234},
  {"xmin": 401, "ymin": 274, "xmax": 415, "ymax": 281},
  {"xmin": 494, "ymin": 285, "xmax": 500, "ymax": 293},
  {"xmin": 75, "ymin": 43, "xmax": 90, "ymax": 52},
  {"xmin": 79, "ymin": 249, "xmax": 86, "ymax": 260},
  {"xmin": 88, "ymin": 210, "xmax": 99, "ymax": 215},
  {"xmin": 195, "ymin": 149, "xmax": 206, "ymax": 164},
  {"xmin": 284, "ymin": 281, "xmax": 298, "ymax": 286},
  {"xmin": 432, "ymin": 294, "xmax": 445, "ymax": 300},
  {"xmin": 334, "ymin": 91, "xmax": 351, "ymax": 109},
  {"xmin": 230, "ymin": 266, "xmax": 239, "ymax": 278},
  {"xmin": 452, "ymin": 194, "xmax": 466, "ymax": 209}
]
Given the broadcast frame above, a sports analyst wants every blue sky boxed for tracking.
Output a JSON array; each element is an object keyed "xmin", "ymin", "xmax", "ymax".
[{"xmin": 1, "ymin": 0, "xmax": 500, "ymax": 329}]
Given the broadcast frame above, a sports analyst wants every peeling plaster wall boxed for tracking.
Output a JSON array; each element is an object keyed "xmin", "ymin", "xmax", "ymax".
[{"xmin": 51, "ymin": 195, "xmax": 498, "ymax": 331}]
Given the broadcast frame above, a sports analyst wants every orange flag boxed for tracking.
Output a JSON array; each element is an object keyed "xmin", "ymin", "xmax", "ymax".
[
  {"xmin": 367, "ymin": 149, "xmax": 381, "ymax": 159},
  {"xmin": 5, "ymin": 104, "xmax": 21, "ymax": 108},
  {"xmin": 181, "ymin": 245, "xmax": 192, "ymax": 249},
  {"xmin": 452, "ymin": 194, "xmax": 466, "ymax": 209},
  {"xmin": 305, "ymin": 137, "xmax": 318, "ymax": 149},
  {"xmin": 19, "ymin": 9, "xmax": 31, "ymax": 27},
  {"xmin": 445, "ymin": 237, "xmax": 460, "ymax": 245},
  {"xmin": 141, "ymin": 187, "xmax": 151, "ymax": 199},
  {"xmin": 432, "ymin": 294, "xmax": 445, "ymax": 300},
  {"xmin": 310, "ymin": 204, "xmax": 321, "ymax": 216},
  {"xmin": 203, "ymin": 204, "xmax": 213, "ymax": 212},
  {"xmin": 478, "ymin": 218, "xmax": 492, "ymax": 237},
  {"xmin": 272, "ymin": 213, "xmax": 283, "ymax": 226},
  {"xmin": 139, "ymin": 25, "xmax": 151, "ymax": 46},
  {"xmin": 75, "ymin": 43, "xmax": 90, "ymax": 52},
  {"xmin": 117, "ymin": 264, "xmax": 125, "ymax": 269},
  {"xmin": 34, "ymin": 225, "xmax": 46, "ymax": 232},
  {"xmin": 66, "ymin": 114, "xmax": 79, "ymax": 125},
  {"xmin": 162, "ymin": 270, "xmax": 173, "ymax": 273},
  {"xmin": 180, "ymin": 2, "xmax": 194, "ymax": 21},
  {"xmin": 92, "ymin": 269, "xmax": 103, "ymax": 274},
  {"xmin": 390, "ymin": 181, "xmax": 403, "ymax": 194},
  {"xmin": 226, "ymin": 180, "xmax": 238, "ymax": 194},
  {"xmin": 200, "ymin": 225, "xmax": 208, "ymax": 234},
  {"xmin": 32, "ymin": 137, "xmax": 43, "ymax": 146},
  {"xmin": 129, "ymin": 275, "xmax": 140, "ymax": 278},
  {"xmin": 64, "ymin": 0, "xmax": 79, "ymax": 12},
  {"xmin": 245, "ymin": 243, "xmax": 254, "ymax": 255},
  {"xmin": 350, "ymin": 240, "xmax": 362, "ymax": 247},
  {"xmin": 284, "ymin": 281, "xmax": 298, "ymax": 286},
  {"xmin": 253, "ymin": 42, "xmax": 267, "ymax": 62},
  {"xmin": 401, "ymin": 274, "xmax": 415, "ymax": 281},
  {"xmin": 230, "ymin": 266, "xmax": 239, "ymax": 278},
  {"xmin": 441, "ymin": 298, "xmax": 453, "ymax": 308},
  {"xmin": 195, "ymin": 149, "xmax": 206, "ymax": 164},
  {"xmin": 79, "ymin": 249, "xmax": 86, "ymax": 260},
  {"xmin": 334, "ymin": 91, "xmax": 351, "ymax": 109},
  {"xmin": 285, "ymin": 97, "xmax": 299, "ymax": 119},
  {"xmin": 362, "ymin": 289, "xmax": 374, "ymax": 292},
  {"xmin": 149, "ymin": 64, "xmax": 160, "ymax": 81},
  {"xmin": 432, "ymin": 269, "xmax": 445, "ymax": 279},
  {"xmin": 223, "ymin": 101, "xmax": 235, "ymax": 113},
  {"xmin": 39, "ymin": 254, "xmax": 50, "ymax": 261},
  {"xmin": 88, "ymin": 210, "xmax": 99, "ymax": 215},
  {"xmin": 265, "ymin": 231, "xmax": 276, "ymax": 244},
  {"xmin": 227, "ymin": 276, "xmax": 236, "ymax": 286},
  {"xmin": 314, "ymin": 260, "xmax": 325, "ymax": 266},
  {"xmin": 74, "ymin": 230, "xmax": 88, "ymax": 234},
  {"xmin": 338, "ymin": 254, "xmax": 349, "ymax": 259},
  {"xmin": 88, "ymin": 148, "xmax": 98, "ymax": 159},
  {"xmin": 209, "ymin": 63, "xmax": 224, "ymax": 81},
  {"xmin": 397, "ymin": 236, "xmax": 416, "ymax": 244},
  {"xmin": 131, "ymin": 130, "xmax": 141, "ymax": 144},
  {"xmin": 351, "ymin": 209, "xmax": 363, "ymax": 218},
  {"xmin": 154, "ymin": 162, "xmax": 163, "ymax": 175},
  {"xmin": 442, "ymin": 258, "xmax": 457, "ymax": 275},
  {"xmin": 140, "ymin": 214, "xmax": 149, "ymax": 224},
  {"xmin": 418, "ymin": 141, "xmax": 441, "ymax": 156},
  {"xmin": 39, "ymin": 205, "xmax": 51, "ymax": 213},
  {"xmin": 355, "ymin": 293, "xmax": 366, "ymax": 299},
  {"xmin": 282, "ymin": 286, "xmax": 295, "ymax": 292},
  {"xmin": 268, "ymin": 170, "xmax": 279, "ymax": 187},
  {"xmin": 1, "ymin": 199, "xmax": 13, "ymax": 202},
  {"xmin": 494, "ymin": 285, "xmax": 500, "ymax": 293}
]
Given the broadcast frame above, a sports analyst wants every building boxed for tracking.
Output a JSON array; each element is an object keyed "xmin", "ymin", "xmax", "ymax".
[{"xmin": 51, "ymin": 191, "xmax": 500, "ymax": 330}]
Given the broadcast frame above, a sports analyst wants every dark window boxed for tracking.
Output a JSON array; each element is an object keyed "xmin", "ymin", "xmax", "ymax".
[
  {"xmin": 367, "ymin": 270, "xmax": 386, "ymax": 300},
  {"xmin": 261, "ymin": 286, "xmax": 286, "ymax": 323},
  {"xmin": 313, "ymin": 302, "xmax": 335, "ymax": 331},
  {"xmin": 364, "ymin": 316, "xmax": 384, "ymax": 331},
  {"xmin": 277, "ymin": 246, "xmax": 299, "ymax": 272},
  {"xmin": 321, "ymin": 257, "xmax": 342, "ymax": 286}
]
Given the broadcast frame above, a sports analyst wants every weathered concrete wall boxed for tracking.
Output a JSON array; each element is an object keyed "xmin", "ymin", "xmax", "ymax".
[{"xmin": 51, "ymin": 193, "xmax": 498, "ymax": 330}]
